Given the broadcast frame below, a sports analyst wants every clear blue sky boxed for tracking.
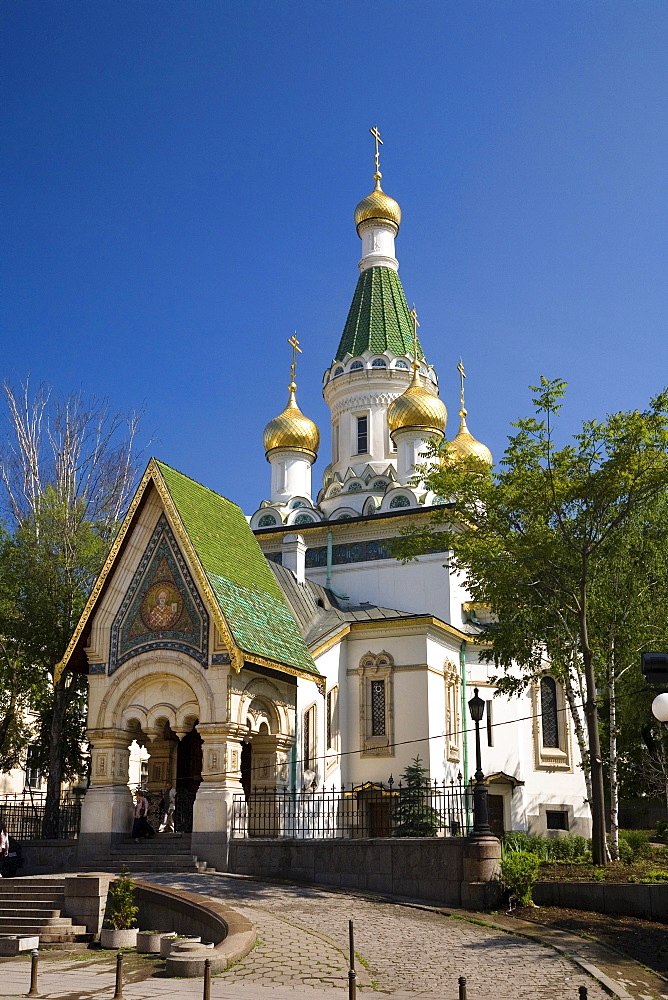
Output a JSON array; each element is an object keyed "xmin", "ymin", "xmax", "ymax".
[{"xmin": 3, "ymin": 2, "xmax": 668, "ymax": 512}]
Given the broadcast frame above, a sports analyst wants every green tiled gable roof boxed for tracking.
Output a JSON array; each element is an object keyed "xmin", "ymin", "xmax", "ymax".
[
  {"xmin": 155, "ymin": 460, "xmax": 318, "ymax": 677},
  {"xmin": 334, "ymin": 266, "xmax": 425, "ymax": 362}
]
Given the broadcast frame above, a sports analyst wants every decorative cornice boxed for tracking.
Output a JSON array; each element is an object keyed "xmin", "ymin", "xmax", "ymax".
[{"xmin": 330, "ymin": 392, "xmax": 401, "ymax": 418}]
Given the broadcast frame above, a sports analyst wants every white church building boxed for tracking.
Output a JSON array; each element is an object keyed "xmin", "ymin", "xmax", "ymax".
[{"xmin": 58, "ymin": 139, "xmax": 591, "ymax": 871}]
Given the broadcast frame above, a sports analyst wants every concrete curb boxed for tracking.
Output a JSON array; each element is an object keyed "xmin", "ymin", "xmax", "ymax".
[{"xmin": 134, "ymin": 880, "xmax": 256, "ymax": 977}]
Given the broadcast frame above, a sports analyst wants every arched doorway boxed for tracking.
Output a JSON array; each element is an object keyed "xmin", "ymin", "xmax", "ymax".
[{"xmin": 240, "ymin": 741, "xmax": 252, "ymax": 801}]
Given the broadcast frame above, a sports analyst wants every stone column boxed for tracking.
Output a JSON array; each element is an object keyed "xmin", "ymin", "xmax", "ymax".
[
  {"xmin": 461, "ymin": 835, "xmax": 502, "ymax": 910},
  {"xmin": 191, "ymin": 723, "xmax": 246, "ymax": 872},
  {"xmin": 247, "ymin": 734, "xmax": 292, "ymax": 837},
  {"xmin": 78, "ymin": 728, "xmax": 134, "ymax": 865}
]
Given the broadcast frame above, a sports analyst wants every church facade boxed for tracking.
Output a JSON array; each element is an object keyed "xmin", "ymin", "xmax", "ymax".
[{"xmin": 59, "ymin": 141, "xmax": 591, "ymax": 871}]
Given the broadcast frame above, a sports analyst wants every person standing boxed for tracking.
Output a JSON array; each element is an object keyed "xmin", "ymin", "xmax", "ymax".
[
  {"xmin": 0, "ymin": 822, "xmax": 9, "ymax": 878},
  {"xmin": 159, "ymin": 782, "xmax": 176, "ymax": 833},
  {"xmin": 131, "ymin": 790, "xmax": 154, "ymax": 842}
]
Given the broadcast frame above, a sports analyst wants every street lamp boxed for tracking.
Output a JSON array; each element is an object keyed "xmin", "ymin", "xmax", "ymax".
[
  {"xmin": 652, "ymin": 692, "xmax": 668, "ymax": 729},
  {"xmin": 468, "ymin": 687, "xmax": 492, "ymax": 838}
]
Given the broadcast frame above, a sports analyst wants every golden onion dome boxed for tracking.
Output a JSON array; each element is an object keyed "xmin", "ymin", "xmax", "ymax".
[
  {"xmin": 263, "ymin": 384, "xmax": 320, "ymax": 461},
  {"xmin": 387, "ymin": 368, "xmax": 447, "ymax": 438},
  {"xmin": 448, "ymin": 410, "xmax": 493, "ymax": 468},
  {"xmin": 354, "ymin": 175, "xmax": 401, "ymax": 233}
]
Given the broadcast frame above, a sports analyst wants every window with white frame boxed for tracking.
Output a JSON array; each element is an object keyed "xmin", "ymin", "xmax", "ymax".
[
  {"xmin": 356, "ymin": 415, "xmax": 369, "ymax": 455},
  {"xmin": 302, "ymin": 703, "xmax": 317, "ymax": 774},
  {"xmin": 532, "ymin": 676, "xmax": 571, "ymax": 771},
  {"xmin": 359, "ymin": 652, "xmax": 393, "ymax": 755},
  {"xmin": 326, "ymin": 686, "xmax": 339, "ymax": 752},
  {"xmin": 443, "ymin": 660, "xmax": 461, "ymax": 762}
]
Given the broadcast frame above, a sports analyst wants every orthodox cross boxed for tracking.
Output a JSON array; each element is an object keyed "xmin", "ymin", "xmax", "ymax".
[
  {"xmin": 370, "ymin": 125, "xmax": 383, "ymax": 176},
  {"xmin": 457, "ymin": 358, "xmax": 467, "ymax": 411},
  {"xmin": 409, "ymin": 305, "xmax": 420, "ymax": 366},
  {"xmin": 288, "ymin": 333, "xmax": 302, "ymax": 384}
]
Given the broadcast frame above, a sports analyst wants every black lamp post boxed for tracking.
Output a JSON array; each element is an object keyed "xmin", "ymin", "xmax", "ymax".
[{"xmin": 468, "ymin": 687, "xmax": 491, "ymax": 838}]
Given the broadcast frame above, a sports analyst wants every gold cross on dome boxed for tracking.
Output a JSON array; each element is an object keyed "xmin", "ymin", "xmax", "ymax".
[
  {"xmin": 409, "ymin": 305, "xmax": 420, "ymax": 365},
  {"xmin": 288, "ymin": 332, "xmax": 302, "ymax": 383},
  {"xmin": 370, "ymin": 125, "xmax": 383, "ymax": 175},
  {"xmin": 458, "ymin": 358, "xmax": 467, "ymax": 410}
]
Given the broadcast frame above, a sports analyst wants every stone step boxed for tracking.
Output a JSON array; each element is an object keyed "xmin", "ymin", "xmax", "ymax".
[
  {"xmin": 0, "ymin": 907, "xmax": 61, "ymax": 918},
  {"xmin": 0, "ymin": 881, "xmax": 66, "ymax": 890},
  {"xmin": 0, "ymin": 916, "xmax": 75, "ymax": 928},
  {"xmin": 0, "ymin": 902, "xmax": 62, "ymax": 910}
]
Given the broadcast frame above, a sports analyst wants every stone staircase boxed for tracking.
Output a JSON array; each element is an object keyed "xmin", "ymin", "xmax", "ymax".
[
  {"xmin": 0, "ymin": 878, "xmax": 90, "ymax": 944},
  {"xmin": 102, "ymin": 832, "xmax": 197, "ymax": 872}
]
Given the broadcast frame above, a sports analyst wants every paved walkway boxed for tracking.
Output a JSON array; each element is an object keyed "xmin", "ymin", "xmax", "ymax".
[{"xmin": 1, "ymin": 872, "xmax": 665, "ymax": 999}]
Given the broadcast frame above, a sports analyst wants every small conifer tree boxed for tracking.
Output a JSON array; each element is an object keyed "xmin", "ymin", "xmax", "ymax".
[
  {"xmin": 103, "ymin": 867, "xmax": 138, "ymax": 930},
  {"xmin": 392, "ymin": 756, "xmax": 442, "ymax": 837}
]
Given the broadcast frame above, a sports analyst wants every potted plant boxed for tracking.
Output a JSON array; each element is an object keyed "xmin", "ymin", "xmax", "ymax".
[{"xmin": 100, "ymin": 868, "xmax": 139, "ymax": 948}]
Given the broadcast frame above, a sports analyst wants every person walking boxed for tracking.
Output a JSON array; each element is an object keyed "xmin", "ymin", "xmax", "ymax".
[{"xmin": 158, "ymin": 782, "xmax": 177, "ymax": 833}]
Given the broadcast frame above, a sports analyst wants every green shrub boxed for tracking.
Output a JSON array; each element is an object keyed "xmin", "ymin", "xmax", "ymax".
[
  {"xmin": 500, "ymin": 851, "xmax": 541, "ymax": 906},
  {"xmin": 657, "ymin": 820, "xmax": 668, "ymax": 840},
  {"xmin": 103, "ymin": 868, "xmax": 138, "ymax": 930},
  {"xmin": 637, "ymin": 870, "xmax": 668, "ymax": 883},
  {"xmin": 617, "ymin": 829, "xmax": 652, "ymax": 863},
  {"xmin": 503, "ymin": 832, "xmax": 591, "ymax": 864}
]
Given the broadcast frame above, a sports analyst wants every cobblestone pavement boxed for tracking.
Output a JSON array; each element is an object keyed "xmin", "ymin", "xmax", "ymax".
[{"xmin": 146, "ymin": 873, "xmax": 612, "ymax": 999}]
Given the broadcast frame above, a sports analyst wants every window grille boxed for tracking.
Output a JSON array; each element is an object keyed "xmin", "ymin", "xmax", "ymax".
[
  {"xmin": 258, "ymin": 514, "xmax": 276, "ymax": 527},
  {"xmin": 371, "ymin": 680, "xmax": 386, "ymax": 736},
  {"xmin": 390, "ymin": 494, "xmax": 410, "ymax": 508},
  {"xmin": 303, "ymin": 709, "xmax": 311, "ymax": 769},
  {"xmin": 541, "ymin": 677, "xmax": 560, "ymax": 748}
]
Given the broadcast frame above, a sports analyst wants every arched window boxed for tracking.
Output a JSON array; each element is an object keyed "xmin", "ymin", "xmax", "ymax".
[
  {"xmin": 350, "ymin": 360, "xmax": 364, "ymax": 371},
  {"xmin": 371, "ymin": 358, "xmax": 387, "ymax": 368},
  {"xmin": 258, "ymin": 514, "xmax": 277, "ymax": 527},
  {"xmin": 540, "ymin": 677, "xmax": 560, "ymax": 748},
  {"xmin": 294, "ymin": 513, "xmax": 314, "ymax": 525},
  {"xmin": 347, "ymin": 481, "xmax": 363, "ymax": 492},
  {"xmin": 333, "ymin": 366, "xmax": 344, "ymax": 376},
  {"xmin": 291, "ymin": 500, "xmax": 306, "ymax": 508},
  {"xmin": 389, "ymin": 494, "xmax": 410, "ymax": 509},
  {"xmin": 394, "ymin": 359, "xmax": 409, "ymax": 370}
]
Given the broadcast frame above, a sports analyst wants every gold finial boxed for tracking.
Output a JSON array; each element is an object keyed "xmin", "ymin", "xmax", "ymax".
[
  {"xmin": 370, "ymin": 125, "xmax": 383, "ymax": 183},
  {"xmin": 287, "ymin": 332, "xmax": 302, "ymax": 387},
  {"xmin": 457, "ymin": 358, "xmax": 467, "ymax": 416},
  {"xmin": 409, "ymin": 305, "xmax": 420, "ymax": 370}
]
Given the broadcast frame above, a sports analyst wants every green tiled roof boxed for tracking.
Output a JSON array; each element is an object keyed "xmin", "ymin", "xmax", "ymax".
[
  {"xmin": 155, "ymin": 460, "xmax": 318, "ymax": 677},
  {"xmin": 334, "ymin": 266, "xmax": 425, "ymax": 362}
]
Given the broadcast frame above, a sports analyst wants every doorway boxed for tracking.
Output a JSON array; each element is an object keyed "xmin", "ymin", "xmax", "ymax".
[
  {"xmin": 176, "ymin": 724, "xmax": 202, "ymax": 832},
  {"xmin": 488, "ymin": 794, "xmax": 505, "ymax": 838},
  {"xmin": 241, "ymin": 741, "xmax": 252, "ymax": 800}
]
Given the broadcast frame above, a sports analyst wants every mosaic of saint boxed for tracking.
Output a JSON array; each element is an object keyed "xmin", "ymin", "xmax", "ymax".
[{"xmin": 109, "ymin": 515, "xmax": 208, "ymax": 673}]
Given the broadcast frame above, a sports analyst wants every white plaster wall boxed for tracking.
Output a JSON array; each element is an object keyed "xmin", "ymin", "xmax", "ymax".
[
  {"xmin": 307, "ymin": 552, "xmax": 455, "ymax": 622},
  {"xmin": 270, "ymin": 451, "xmax": 313, "ymax": 504}
]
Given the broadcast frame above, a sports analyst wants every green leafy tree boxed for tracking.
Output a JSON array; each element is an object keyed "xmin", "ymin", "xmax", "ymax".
[
  {"xmin": 392, "ymin": 756, "xmax": 442, "ymax": 837},
  {"xmin": 0, "ymin": 381, "xmax": 142, "ymax": 836},
  {"xmin": 396, "ymin": 379, "xmax": 668, "ymax": 865}
]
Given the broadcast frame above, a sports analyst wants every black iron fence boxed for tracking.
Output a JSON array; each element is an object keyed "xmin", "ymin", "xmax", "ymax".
[
  {"xmin": 231, "ymin": 778, "xmax": 472, "ymax": 839},
  {"xmin": 0, "ymin": 790, "xmax": 83, "ymax": 840}
]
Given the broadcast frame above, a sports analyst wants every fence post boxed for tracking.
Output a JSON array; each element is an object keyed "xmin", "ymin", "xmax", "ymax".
[
  {"xmin": 27, "ymin": 949, "xmax": 39, "ymax": 997},
  {"xmin": 458, "ymin": 975, "xmax": 467, "ymax": 1000},
  {"xmin": 113, "ymin": 951, "xmax": 123, "ymax": 999},
  {"xmin": 348, "ymin": 919, "xmax": 357, "ymax": 1000},
  {"xmin": 203, "ymin": 958, "xmax": 211, "ymax": 1000}
]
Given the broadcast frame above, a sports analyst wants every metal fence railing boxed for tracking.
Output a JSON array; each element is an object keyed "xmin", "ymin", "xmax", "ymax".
[
  {"xmin": 0, "ymin": 791, "xmax": 83, "ymax": 840},
  {"xmin": 231, "ymin": 778, "xmax": 472, "ymax": 839}
]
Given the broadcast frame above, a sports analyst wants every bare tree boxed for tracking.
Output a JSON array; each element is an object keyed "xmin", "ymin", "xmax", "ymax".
[{"xmin": 0, "ymin": 379, "xmax": 143, "ymax": 837}]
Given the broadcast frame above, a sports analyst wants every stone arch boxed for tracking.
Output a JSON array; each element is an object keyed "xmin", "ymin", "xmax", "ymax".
[
  {"xmin": 237, "ymin": 677, "xmax": 290, "ymax": 736},
  {"xmin": 96, "ymin": 650, "xmax": 216, "ymax": 734}
]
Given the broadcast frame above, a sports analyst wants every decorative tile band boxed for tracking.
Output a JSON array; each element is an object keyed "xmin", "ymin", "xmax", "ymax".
[
  {"xmin": 88, "ymin": 663, "xmax": 107, "ymax": 675},
  {"xmin": 211, "ymin": 653, "xmax": 231, "ymax": 665}
]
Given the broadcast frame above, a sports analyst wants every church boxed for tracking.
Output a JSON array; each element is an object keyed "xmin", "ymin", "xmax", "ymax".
[{"xmin": 58, "ymin": 134, "xmax": 591, "ymax": 871}]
